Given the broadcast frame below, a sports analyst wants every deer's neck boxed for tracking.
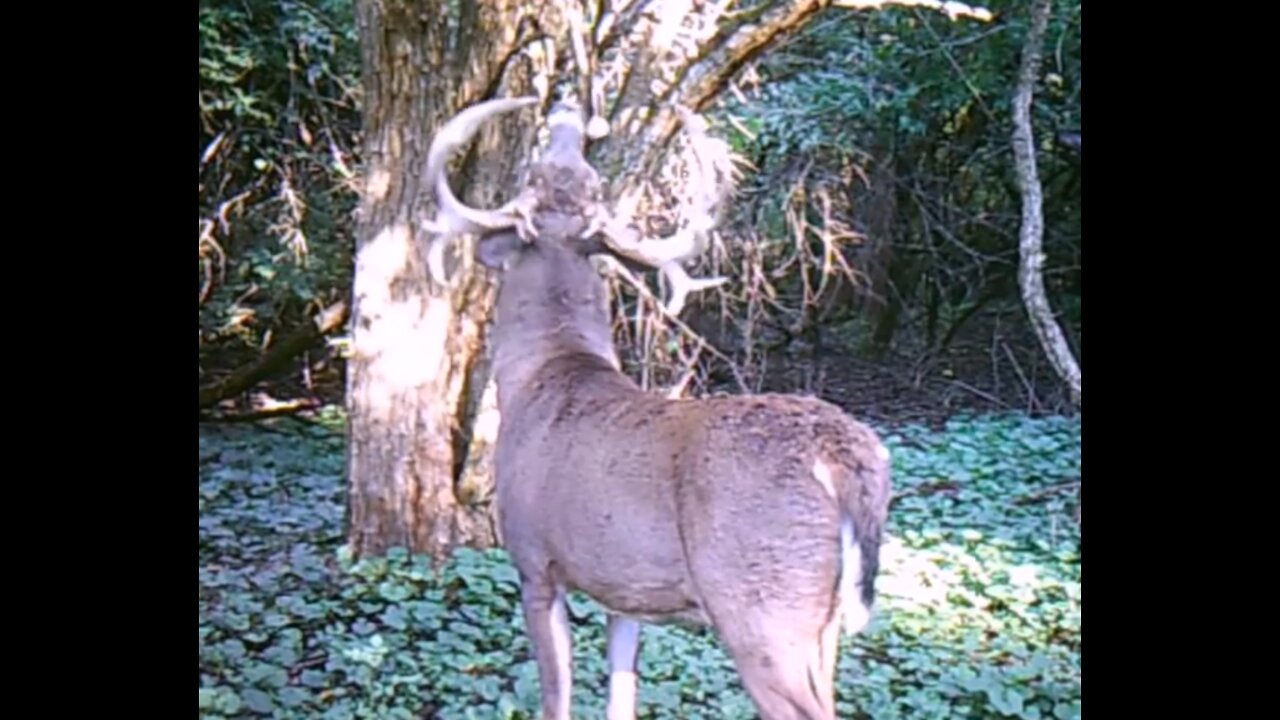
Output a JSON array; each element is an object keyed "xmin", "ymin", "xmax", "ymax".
[{"xmin": 490, "ymin": 246, "xmax": 623, "ymax": 400}]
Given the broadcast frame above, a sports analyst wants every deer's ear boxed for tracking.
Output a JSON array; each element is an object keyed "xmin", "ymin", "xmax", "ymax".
[{"xmin": 475, "ymin": 231, "xmax": 525, "ymax": 269}]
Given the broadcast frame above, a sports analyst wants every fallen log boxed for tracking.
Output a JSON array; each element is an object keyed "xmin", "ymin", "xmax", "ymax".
[{"xmin": 198, "ymin": 300, "xmax": 348, "ymax": 411}]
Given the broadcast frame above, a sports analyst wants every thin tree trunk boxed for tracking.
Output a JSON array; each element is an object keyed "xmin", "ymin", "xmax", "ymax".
[
  {"xmin": 858, "ymin": 151, "xmax": 898, "ymax": 329},
  {"xmin": 1012, "ymin": 0, "xmax": 1080, "ymax": 407}
]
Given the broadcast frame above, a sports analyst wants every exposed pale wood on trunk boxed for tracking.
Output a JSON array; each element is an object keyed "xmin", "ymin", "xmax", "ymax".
[{"xmin": 346, "ymin": 0, "xmax": 564, "ymax": 560}]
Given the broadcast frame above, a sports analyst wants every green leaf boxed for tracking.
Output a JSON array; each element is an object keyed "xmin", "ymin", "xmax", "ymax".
[
  {"xmin": 381, "ymin": 605, "xmax": 408, "ymax": 631},
  {"xmin": 377, "ymin": 580, "xmax": 412, "ymax": 602},
  {"xmin": 278, "ymin": 686, "xmax": 312, "ymax": 708},
  {"xmin": 300, "ymin": 669, "xmax": 329, "ymax": 687},
  {"xmin": 1054, "ymin": 700, "xmax": 1082, "ymax": 720},
  {"xmin": 241, "ymin": 687, "xmax": 275, "ymax": 715},
  {"xmin": 243, "ymin": 662, "xmax": 289, "ymax": 688}
]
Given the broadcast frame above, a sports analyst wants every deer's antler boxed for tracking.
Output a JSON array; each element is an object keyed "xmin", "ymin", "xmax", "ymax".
[
  {"xmin": 421, "ymin": 96, "xmax": 541, "ymax": 283},
  {"xmin": 593, "ymin": 105, "xmax": 736, "ymax": 315}
]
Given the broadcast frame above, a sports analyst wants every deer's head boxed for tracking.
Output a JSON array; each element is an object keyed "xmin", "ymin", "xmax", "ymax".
[{"xmin": 422, "ymin": 97, "xmax": 733, "ymax": 315}]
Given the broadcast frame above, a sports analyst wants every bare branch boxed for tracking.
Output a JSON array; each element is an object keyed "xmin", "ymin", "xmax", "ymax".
[
  {"xmin": 601, "ymin": 254, "xmax": 750, "ymax": 391},
  {"xmin": 832, "ymin": 0, "xmax": 993, "ymax": 22},
  {"xmin": 198, "ymin": 301, "xmax": 349, "ymax": 411},
  {"xmin": 199, "ymin": 397, "xmax": 324, "ymax": 424}
]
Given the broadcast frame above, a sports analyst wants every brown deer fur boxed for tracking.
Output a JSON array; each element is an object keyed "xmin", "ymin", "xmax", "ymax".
[{"xmin": 428, "ymin": 98, "xmax": 893, "ymax": 720}]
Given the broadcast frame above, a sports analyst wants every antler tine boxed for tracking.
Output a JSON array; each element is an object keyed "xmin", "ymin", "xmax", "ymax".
[
  {"xmin": 421, "ymin": 96, "xmax": 540, "ymax": 283},
  {"xmin": 595, "ymin": 105, "xmax": 731, "ymax": 315},
  {"xmin": 598, "ymin": 220, "xmax": 726, "ymax": 316}
]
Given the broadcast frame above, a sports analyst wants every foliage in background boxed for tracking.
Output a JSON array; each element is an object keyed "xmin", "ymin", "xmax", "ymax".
[
  {"xmin": 199, "ymin": 415, "xmax": 1080, "ymax": 718},
  {"xmin": 199, "ymin": 0, "xmax": 360, "ymax": 376},
  {"xmin": 687, "ymin": 0, "xmax": 1081, "ymax": 384},
  {"xmin": 197, "ymin": 0, "xmax": 1082, "ymax": 414}
]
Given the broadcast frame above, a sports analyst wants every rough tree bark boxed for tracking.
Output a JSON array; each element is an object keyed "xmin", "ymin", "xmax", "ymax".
[
  {"xmin": 346, "ymin": 0, "xmax": 862, "ymax": 561},
  {"xmin": 1012, "ymin": 0, "xmax": 1081, "ymax": 407},
  {"xmin": 346, "ymin": 0, "xmax": 562, "ymax": 560}
]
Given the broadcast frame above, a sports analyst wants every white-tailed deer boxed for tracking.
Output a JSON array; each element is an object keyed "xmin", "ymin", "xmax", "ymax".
[{"xmin": 423, "ymin": 97, "xmax": 893, "ymax": 720}]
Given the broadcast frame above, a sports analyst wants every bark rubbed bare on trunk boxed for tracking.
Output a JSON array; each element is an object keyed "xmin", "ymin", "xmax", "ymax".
[{"xmin": 345, "ymin": 0, "xmax": 557, "ymax": 560}]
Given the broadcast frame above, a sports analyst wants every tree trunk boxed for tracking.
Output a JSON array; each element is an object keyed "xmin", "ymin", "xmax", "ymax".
[
  {"xmin": 345, "ymin": 0, "xmax": 562, "ymax": 560},
  {"xmin": 346, "ymin": 0, "xmax": 848, "ymax": 562},
  {"xmin": 1011, "ymin": 0, "xmax": 1081, "ymax": 407}
]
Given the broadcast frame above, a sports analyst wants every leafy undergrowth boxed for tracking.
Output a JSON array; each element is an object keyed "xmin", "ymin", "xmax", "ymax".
[{"xmin": 199, "ymin": 414, "xmax": 1080, "ymax": 719}]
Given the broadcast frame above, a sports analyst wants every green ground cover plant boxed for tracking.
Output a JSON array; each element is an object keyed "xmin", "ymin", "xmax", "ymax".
[{"xmin": 199, "ymin": 413, "xmax": 1080, "ymax": 719}]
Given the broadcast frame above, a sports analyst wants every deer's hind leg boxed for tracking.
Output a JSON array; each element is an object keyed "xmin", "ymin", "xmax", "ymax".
[
  {"xmin": 518, "ymin": 574, "xmax": 574, "ymax": 720},
  {"xmin": 675, "ymin": 509, "xmax": 844, "ymax": 712},
  {"xmin": 605, "ymin": 614, "xmax": 643, "ymax": 720},
  {"xmin": 676, "ymin": 457, "xmax": 844, "ymax": 718},
  {"xmin": 711, "ymin": 609, "xmax": 839, "ymax": 720},
  {"xmin": 688, "ymin": 548, "xmax": 842, "ymax": 720}
]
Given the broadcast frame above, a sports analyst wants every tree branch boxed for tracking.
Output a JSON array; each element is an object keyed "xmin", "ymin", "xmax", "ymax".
[
  {"xmin": 676, "ymin": 0, "xmax": 835, "ymax": 113},
  {"xmin": 199, "ymin": 397, "xmax": 324, "ymax": 423},
  {"xmin": 592, "ymin": 0, "xmax": 837, "ymax": 190}
]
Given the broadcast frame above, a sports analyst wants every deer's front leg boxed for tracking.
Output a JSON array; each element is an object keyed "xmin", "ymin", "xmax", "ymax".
[
  {"xmin": 605, "ymin": 615, "xmax": 642, "ymax": 720},
  {"xmin": 520, "ymin": 579, "xmax": 573, "ymax": 720}
]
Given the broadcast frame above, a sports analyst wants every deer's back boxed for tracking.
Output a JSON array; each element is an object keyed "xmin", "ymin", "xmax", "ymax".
[{"xmin": 494, "ymin": 354, "xmax": 884, "ymax": 621}]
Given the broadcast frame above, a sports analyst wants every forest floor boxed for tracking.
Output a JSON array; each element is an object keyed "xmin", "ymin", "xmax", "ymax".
[
  {"xmin": 199, "ymin": 312, "xmax": 1080, "ymax": 719},
  {"xmin": 763, "ymin": 327, "xmax": 1076, "ymax": 428},
  {"xmin": 199, "ymin": 413, "xmax": 1081, "ymax": 719}
]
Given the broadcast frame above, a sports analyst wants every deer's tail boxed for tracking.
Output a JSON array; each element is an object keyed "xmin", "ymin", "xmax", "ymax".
[{"xmin": 832, "ymin": 438, "xmax": 893, "ymax": 636}]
